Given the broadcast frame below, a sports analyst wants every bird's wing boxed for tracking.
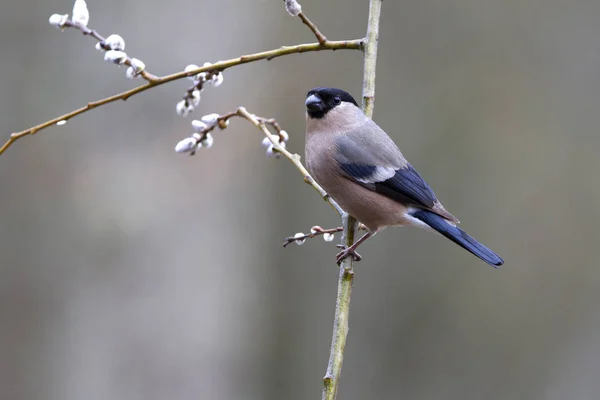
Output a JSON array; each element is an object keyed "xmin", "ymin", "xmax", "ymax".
[{"xmin": 334, "ymin": 124, "xmax": 459, "ymax": 223}]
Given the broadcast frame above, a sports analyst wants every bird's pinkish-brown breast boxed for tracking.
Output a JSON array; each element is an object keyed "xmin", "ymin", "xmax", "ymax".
[{"xmin": 305, "ymin": 121, "xmax": 412, "ymax": 232}]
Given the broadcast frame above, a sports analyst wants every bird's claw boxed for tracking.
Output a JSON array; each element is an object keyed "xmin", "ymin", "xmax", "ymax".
[{"xmin": 335, "ymin": 246, "xmax": 362, "ymax": 265}]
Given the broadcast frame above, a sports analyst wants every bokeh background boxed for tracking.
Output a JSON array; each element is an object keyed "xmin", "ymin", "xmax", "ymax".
[{"xmin": 2, "ymin": 0, "xmax": 600, "ymax": 399}]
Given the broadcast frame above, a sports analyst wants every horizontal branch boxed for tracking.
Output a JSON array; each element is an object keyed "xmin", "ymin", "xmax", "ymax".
[{"xmin": 0, "ymin": 39, "xmax": 363, "ymax": 156}]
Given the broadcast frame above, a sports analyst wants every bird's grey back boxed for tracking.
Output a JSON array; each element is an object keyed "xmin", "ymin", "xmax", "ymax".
[
  {"xmin": 305, "ymin": 102, "xmax": 407, "ymax": 169},
  {"xmin": 334, "ymin": 121, "xmax": 407, "ymax": 170}
]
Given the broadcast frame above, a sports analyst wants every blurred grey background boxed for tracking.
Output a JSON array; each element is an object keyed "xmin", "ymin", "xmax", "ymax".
[{"xmin": 1, "ymin": 0, "xmax": 599, "ymax": 399}]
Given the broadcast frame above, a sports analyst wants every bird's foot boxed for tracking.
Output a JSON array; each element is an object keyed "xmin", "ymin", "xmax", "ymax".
[{"xmin": 335, "ymin": 244, "xmax": 362, "ymax": 265}]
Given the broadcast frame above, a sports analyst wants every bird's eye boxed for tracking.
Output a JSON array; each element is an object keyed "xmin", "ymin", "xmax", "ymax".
[{"xmin": 333, "ymin": 96, "xmax": 341, "ymax": 105}]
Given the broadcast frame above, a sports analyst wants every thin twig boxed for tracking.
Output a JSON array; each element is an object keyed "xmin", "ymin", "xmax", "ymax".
[
  {"xmin": 298, "ymin": 11, "xmax": 328, "ymax": 44},
  {"xmin": 282, "ymin": 224, "xmax": 368, "ymax": 247},
  {"xmin": 59, "ymin": 19, "xmax": 158, "ymax": 82},
  {"xmin": 235, "ymin": 107, "xmax": 344, "ymax": 216},
  {"xmin": 284, "ymin": 226, "xmax": 343, "ymax": 247},
  {"xmin": 173, "ymin": 105, "xmax": 343, "ymax": 214},
  {"xmin": 322, "ymin": 1, "xmax": 383, "ymax": 399}
]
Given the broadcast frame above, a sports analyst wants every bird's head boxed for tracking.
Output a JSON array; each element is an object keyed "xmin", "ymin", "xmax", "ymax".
[{"xmin": 305, "ymin": 87, "xmax": 359, "ymax": 119}]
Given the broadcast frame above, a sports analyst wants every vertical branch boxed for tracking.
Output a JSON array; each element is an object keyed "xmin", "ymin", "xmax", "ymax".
[
  {"xmin": 322, "ymin": 214, "xmax": 357, "ymax": 400},
  {"xmin": 362, "ymin": 0, "xmax": 382, "ymax": 119},
  {"xmin": 321, "ymin": 1, "xmax": 383, "ymax": 399}
]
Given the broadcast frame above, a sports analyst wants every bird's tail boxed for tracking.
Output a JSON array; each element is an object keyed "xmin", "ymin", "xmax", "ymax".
[{"xmin": 411, "ymin": 210, "xmax": 504, "ymax": 268}]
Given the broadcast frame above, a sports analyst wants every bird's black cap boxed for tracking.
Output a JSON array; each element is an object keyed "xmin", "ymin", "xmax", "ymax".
[{"xmin": 305, "ymin": 87, "xmax": 358, "ymax": 119}]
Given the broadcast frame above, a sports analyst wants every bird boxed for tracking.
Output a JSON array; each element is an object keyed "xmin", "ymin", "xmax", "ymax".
[{"xmin": 304, "ymin": 87, "xmax": 504, "ymax": 268}]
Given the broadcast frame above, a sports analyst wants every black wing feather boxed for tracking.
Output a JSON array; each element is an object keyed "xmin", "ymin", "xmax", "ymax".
[
  {"xmin": 339, "ymin": 162, "xmax": 438, "ymax": 209},
  {"xmin": 339, "ymin": 164, "xmax": 378, "ymax": 180},
  {"xmin": 373, "ymin": 164, "xmax": 437, "ymax": 208},
  {"xmin": 335, "ymin": 128, "xmax": 439, "ymax": 210}
]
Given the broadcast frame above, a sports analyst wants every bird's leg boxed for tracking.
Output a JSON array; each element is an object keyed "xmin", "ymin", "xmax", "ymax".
[{"xmin": 335, "ymin": 231, "xmax": 373, "ymax": 265}]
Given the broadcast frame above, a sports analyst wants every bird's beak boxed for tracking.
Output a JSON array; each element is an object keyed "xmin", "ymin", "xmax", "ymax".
[{"xmin": 305, "ymin": 94, "xmax": 323, "ymax": 112}]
